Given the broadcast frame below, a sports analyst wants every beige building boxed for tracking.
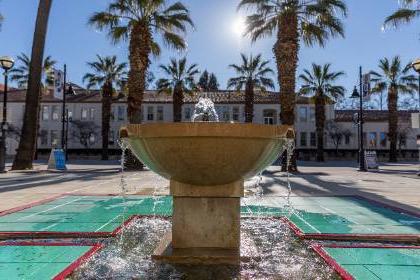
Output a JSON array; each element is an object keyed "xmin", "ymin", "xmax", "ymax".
[{"xmin": 1, "ymin": 88, "xmax": 419, "ymax": 160}]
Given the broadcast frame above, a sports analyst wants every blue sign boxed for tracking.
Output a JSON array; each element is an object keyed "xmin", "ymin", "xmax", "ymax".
[{"xmin": 53, "ymin": 149, "xmax": 67, "ymax": 170}]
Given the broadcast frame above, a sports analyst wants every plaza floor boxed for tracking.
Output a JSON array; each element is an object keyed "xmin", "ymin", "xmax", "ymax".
[
  {"xmin": 1, "ymin": 160, "xmax": 418, "ymax": 215},
  {"xmin": 0, "ymin": 160, "xmax": 419, "ymax": 279}
]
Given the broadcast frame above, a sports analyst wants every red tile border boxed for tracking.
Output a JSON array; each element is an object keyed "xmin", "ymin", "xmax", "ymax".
[
  {"xmin": 282, "ymin": 195, "xmax": 420, "ymax": 243},
  {"xmin": 53, "ymin": 243, "xmax": 102, "ymax": 280},
  {"xmin": 311, "ymin": 244, "xmax": 420, "ymax": 280},
  {"xmin": 0, "ymin": 241, "xmax": 102, "ymax": 280},
  {"xmin": 311, "ymin": 244, "xmax": 354, "ymax": 280}
]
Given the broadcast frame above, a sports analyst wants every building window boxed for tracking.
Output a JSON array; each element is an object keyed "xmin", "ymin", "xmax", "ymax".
[
  {"xmin": 67, "ymin": 110, "xmax": 73, "ymax": 122},
  {"xmin": 109, "ymin": 130, "xmax": 115, "ymax": 145},
  {"xmin": 399, "ymin": 134, "xmax": 407, "ymax": 147},
  {"xmin": 81, "ymin": 108, "xmax": 88, "ymax": 120},
  {"xmin": 89, "ymin": 108, "xmax": 95, "ymax": 120},
  {"xmin": 184, "ymin": 107, "xmax": 191, "ymax": 120},
  {"xmin": 310, "ymin": 132, "xmax": 316, "ymax": 147},
  {"xmin": 379, "ymin": 132, "xmax": 387, "ymax": 147},
  {"xmin": 42, "ymin": 106, "xmax": 49, "ymax": 121},
  {"xmin": 89, "ymin": 133, "xmax": 96, "ymax": 145},
  {"xmin": 263, "ymin": 110, "xmax": 276, "ymax": 125},
  {"xmin": 232, "ymin": 107, "xmax": 240, "ymax": 121},
  {"xmin": 157, "ymin": 106, "xmax": 164, "ymax": 121},
  {"xmin": 309, "ymin": 107, "xmax": 315, "ymax": 122},
  {"xmin": 300, "ymin": 132, "xmax": 307, "ymax": 147},
  {"xmin": 52, "ymin": 105, "xmax": 59, "ymax": 121},
  {"xmin": 110, "ymin": 107, "xmax": 115, "ymax": 121},
  {"xmin": 118, "ymin": 106, "xmax": 125, "ymax": 121},
  {"xmin": 221, "ymin": 106, "xmax": 230, "ymax": 121},
  {"xmin": 368, "ymin": 132, "xmax": 377, "ymax": 148},
  {"xmin": 147, "ymin": 106, "xmax": 154, "ymax": 121},
  {"xmin": 40, "ymin": 130, "xmax": 48, "ymax": 145},
  {"xmin": 50, "ymin": 130, "xmax": 59, "ymax": 146},
  {"xmin": 345, "ymin": 134, "xmax": 351, "ymax": 145},
  {"xmin": 299, "ymin": 107, "xmax": 307, "ymax": 122}
]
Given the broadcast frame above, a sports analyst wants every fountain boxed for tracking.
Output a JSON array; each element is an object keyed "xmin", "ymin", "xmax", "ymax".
[{"xmin": 119, "ymin": 98, "xmax": 294, "ymax": 265}]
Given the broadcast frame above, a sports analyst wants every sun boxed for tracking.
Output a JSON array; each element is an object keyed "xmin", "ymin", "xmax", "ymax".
[{"xmin": 232, "ymin": 17, "xmax": 246, "ymax": 37}]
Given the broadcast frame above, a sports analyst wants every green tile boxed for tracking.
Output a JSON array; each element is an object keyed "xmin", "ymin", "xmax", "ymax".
[
  {"xmin": 325, "ymin": 248, "xmax": 420, "ymax": 280},
  {"xmin": 365, "ymin": 265, "xmax": 420, "ymax": 280},
  {"xmin": 341, "ymin": 265, "xmax": 380, "ymax": 280},
  {"xmin": 0, "ymin": 245, "xmax": 94, "ymax": 279}
]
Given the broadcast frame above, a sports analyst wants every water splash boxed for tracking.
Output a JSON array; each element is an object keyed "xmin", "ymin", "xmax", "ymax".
[
  {"xmin": 74, "ymin": 217, "xmax": 335, "ymax": 279},
  {"xmin": 191, "ymin": 95, "xmax": 219, "ymax": 122}
]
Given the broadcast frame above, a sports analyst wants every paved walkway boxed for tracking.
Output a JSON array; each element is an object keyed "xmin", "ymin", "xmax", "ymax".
[{"xmin": 0, "ymin": 160, "xmax": 418, "ymax": 215}]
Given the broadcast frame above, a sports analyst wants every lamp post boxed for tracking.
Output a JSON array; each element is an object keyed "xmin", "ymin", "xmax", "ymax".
[
  {"xmin": 0, "ymin": 56, "xmax": 15, "ymax": 172},
  {"xmin": 61, "ymin": 64, "xmax": 67, "ymax": 150},
  {"xmin": 61, "ymin": 64, "xmax": 75, "ymax": 158},
  {"xmin": 412, "ymin": 58, "xmax": 420, "ymax": 112},
  {"xmin": 412, "ymin": 59, "xmax": 420, "ymax": 176},
  {"xmin": 351, "ymin": 66, "xmax": 367, "ymax": 171}
]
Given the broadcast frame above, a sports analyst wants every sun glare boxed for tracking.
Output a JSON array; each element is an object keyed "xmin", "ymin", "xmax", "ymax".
[{"xmin": 232, "ymin": 17, "xmax": 246, "ymax": 37}]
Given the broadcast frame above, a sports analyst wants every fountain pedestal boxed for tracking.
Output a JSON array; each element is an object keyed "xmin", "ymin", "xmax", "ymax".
[{"xmin": 152, "ymin": 180, "xmax": 244, "ymax": 265}]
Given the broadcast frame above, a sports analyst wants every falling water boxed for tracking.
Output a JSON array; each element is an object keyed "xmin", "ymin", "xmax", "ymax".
[
  {"xmin": 284, "ymin": 139, "xmax": 296, "ymax": 214},
  {"xmin": 117, "ymin": 140, "xmax": 130, "ymax": 243}
]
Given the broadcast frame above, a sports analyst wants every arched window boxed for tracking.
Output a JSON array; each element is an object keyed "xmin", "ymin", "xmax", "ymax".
[{"xmin": 263, "ymin": 109, "xmax": 277, "ymax": 125}]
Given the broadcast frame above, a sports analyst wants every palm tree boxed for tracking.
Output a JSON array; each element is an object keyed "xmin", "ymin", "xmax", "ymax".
[
  {"xmin": 13, "ymin": 0, "xmax": 53, "ymax": 170},
  {"xmin": 238, "ymin": 0, "xmax": 347, "ymax": 170},
  {"xmin": 10, "ymin": 53, "xmax": 56, "ymax": 89},
  {"xmin": 384, "ymin": 0, "xmax": 420, "ymax": 30},
  {"xmin": 370, "ymin": 56, "xmax": 418, "ymax": 162},
  {"xmin": 156, "ymin": 58, "xmax": 199, "ymax": 122},
  {"xmin": 83, "ymin": 55, "xmax": 127, "ymax": 160},
  {"xmin": 88, "ymin": 0, "xmax": 194, "ymax": 124},
  {"xmin": 198, "ymin": 70, "xmax": 219, "ymax": 91},
  {"xmin": 299, "ymin": 63, "xmax": 345, "ymax": 161},
  {"xmin": 228, "ymin": 53, "xmax": 274, "ymax": 123}
]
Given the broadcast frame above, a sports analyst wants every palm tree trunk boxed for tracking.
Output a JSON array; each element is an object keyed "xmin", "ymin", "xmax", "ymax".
[
  {"xmin": 127, "ymin": 22, "xmax": 151, "ymax": 124},
  {"xmin": 275, "ymin": 11, "xmax": 299, "ymax": 172},
  {"xmin": 244, "ymin": 81, "xmax": 254, "ymax": 123},
  {"xmin": 315, "ymin": 95, "xmax": 325, "ymax": 162},
  {"xmin": 101, "ymin": 82, "xmax": 112, "ymax": 161},
  {"xmin": 388, "ymin": 87, "xmax": 398, "ymax": 162},
  {"xmin": 12, "ymin": 0, "xmax": 52, "ymax": 170},
  {"xmin": 173, "ymin": 83, "xmax": 183, "ymax": 122},
  {"xmin": 125, "ymin": 22, "xmax": 151, "ymax": 170}
]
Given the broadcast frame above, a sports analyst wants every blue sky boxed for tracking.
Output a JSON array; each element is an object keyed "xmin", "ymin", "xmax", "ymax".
[{"xmin": 0, "ymin": 0, "xmax": 419, "ymax": 98}]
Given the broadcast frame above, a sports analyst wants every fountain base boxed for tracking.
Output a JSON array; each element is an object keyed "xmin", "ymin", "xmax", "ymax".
[
  {"xmin": 152, "ymin": 232, "xmax": 240, "ymax": 265},
  {"xmin": 151, "ymin": 180, "xmax": 245, "ymax": 265}
]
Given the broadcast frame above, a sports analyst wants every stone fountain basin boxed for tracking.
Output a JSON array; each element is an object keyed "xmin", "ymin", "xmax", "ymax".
[{"xmin": 121, "ymin": 123, "xmax": 294, "ymax": 186}]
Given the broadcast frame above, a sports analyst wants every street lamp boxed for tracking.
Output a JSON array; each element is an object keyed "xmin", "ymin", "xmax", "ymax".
[
  {"xmin": 61, "ymin": 64, "xmax": 76, "ymax": 159},
  {"xmin": 351, "ymin": 67, "xmax": 367, "ymax": 171},
  {"xmin": 412, "ymin": 59, "xmax": 420, "ymax": 176},
  {"xmin": 412, "ymin": 58, "xmax": 420, "ymax": 112},
  {"xmin": 0, "ymin": 56, "xmax": 14, "ymax": 172}
]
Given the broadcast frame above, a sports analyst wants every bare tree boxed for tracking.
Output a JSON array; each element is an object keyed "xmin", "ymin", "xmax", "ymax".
[
  {"xmin": 70, "ymin": 120, "xmax": 100, "ymax": 149},
  {"xmin": 325, "ymin": 120, "xmax": 352, "ymax": 154}
]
